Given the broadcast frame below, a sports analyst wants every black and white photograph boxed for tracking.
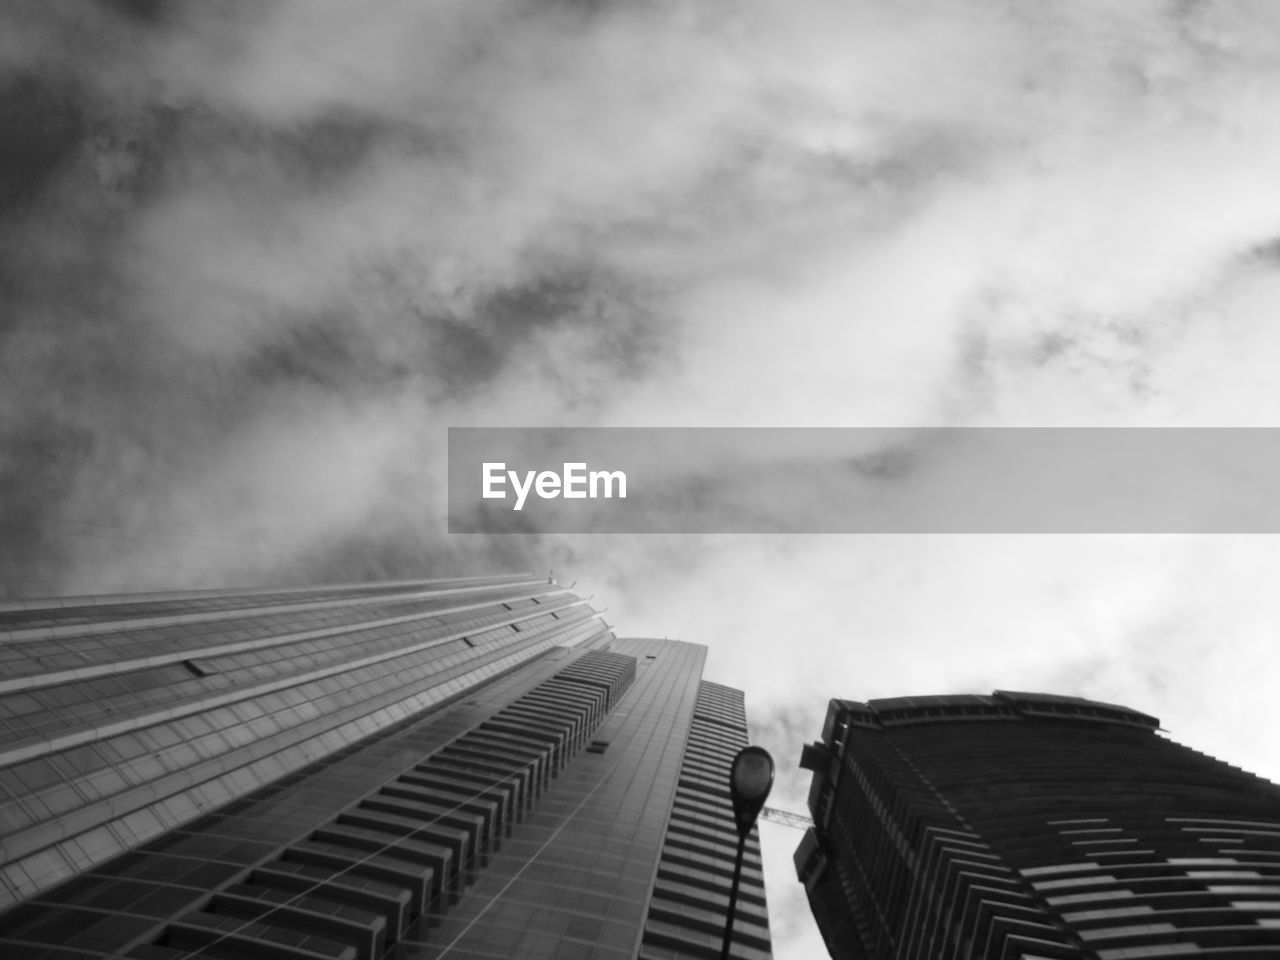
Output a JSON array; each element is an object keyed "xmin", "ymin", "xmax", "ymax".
[{"xmin": 3, "ymin": 2, "xmax": 1280, "ymax": 958}]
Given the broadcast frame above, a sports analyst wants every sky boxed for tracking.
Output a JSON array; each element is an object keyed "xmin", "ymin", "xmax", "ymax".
[{"xmin": 5, "ymin": 1, "xmax": 1280, "ymax": 956}]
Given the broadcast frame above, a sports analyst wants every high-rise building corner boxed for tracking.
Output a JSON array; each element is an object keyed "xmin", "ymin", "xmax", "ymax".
[
  {"xmin": 0, "ymin": 575, "xmax": 771, "ymax": 960},
  {"xmin": 795, "ymin": 691, "xmax": 1280, "ymax": 960}
]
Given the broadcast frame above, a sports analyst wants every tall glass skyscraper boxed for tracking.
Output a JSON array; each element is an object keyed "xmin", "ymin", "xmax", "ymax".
[
  {"xmin": 0, "ymin": 575, "xmax": 770, "ymax": 959},
  {"xmin": 795, "ymin": 691, "xmax": 1280, "ymax": 960}
]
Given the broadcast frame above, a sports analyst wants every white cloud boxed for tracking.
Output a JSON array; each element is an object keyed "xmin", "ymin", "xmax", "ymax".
[{"xmin": 11, "ymin": 3, "xmax": 1280, "ymax": 956}]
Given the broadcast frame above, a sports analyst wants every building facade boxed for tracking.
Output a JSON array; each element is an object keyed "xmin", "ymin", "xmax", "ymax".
[
  {"xmin": 795, "ymin": 691, "xmax": 1280, "ymax": 960},
  {"xmin": 0, "ymin": 576, "xmax": 770, "ymax": 959}
]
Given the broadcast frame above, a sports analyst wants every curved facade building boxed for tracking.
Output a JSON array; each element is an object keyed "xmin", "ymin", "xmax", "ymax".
[
  {"xmin": 0, "ymin": 576, "xmax": 769, "ymax": 959},
  {"xmin": 795, "ymin": 691, "xmax": 1280, "ymax": 959}
]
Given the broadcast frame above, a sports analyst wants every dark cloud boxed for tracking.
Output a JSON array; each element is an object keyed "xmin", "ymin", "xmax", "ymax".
[
  {"xmin": 96, "ymin": 0, "xmax": 169, "ymax": 27},
  {"xmin": 0, "ymin": 71, "xmax": 87, "ymax": 212},
  {"xmin": 0, "ymin": 2, "xmax": 680, "ymax": 596}
]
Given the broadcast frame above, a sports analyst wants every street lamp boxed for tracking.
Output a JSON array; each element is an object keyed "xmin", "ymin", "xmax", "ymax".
[{"xmin": 721, "ymin": 745, "xmax": 774, "ymax": 960}]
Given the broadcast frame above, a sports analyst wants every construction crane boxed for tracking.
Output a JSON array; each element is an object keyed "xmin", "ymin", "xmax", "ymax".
[{"xmin": 759, "ymin": 806, "xmax": 813, "ymax": 830}]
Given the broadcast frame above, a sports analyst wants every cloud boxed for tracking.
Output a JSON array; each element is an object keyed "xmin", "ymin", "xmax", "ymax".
[
  {"xmin": 10, "ymin": 1, "xmax": 1280, "ymax": 590},
  {"xmin": 8, "ymin": 5, "xmax": 1280, "ymax": 955},
  {"xmin": 0, "ymin": 0, "xmax": 698, "ymax": 591}
]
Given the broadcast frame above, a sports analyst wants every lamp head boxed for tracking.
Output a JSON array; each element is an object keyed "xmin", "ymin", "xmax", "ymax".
[{"xmin": 729, "ymin": 746, "xmax": 775, "ymax": 836}]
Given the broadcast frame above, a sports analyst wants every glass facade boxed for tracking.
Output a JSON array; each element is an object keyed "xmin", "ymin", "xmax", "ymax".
[
  {"xmin": 795, "ymin": 691, "xmax": 1280, "ymax": 960},
  {"xmin": 0, "ymin": 577, "xmax": 770, "ymax": 959},
  {"xmin": 641, "ymin": 682, "xmax": 771, "ymax": 960}
]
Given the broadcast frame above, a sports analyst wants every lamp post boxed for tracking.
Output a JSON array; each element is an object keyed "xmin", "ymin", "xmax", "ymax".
[{"xmin": 720, "ymin": 745, "xmax": 774, "ymax": 960}]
